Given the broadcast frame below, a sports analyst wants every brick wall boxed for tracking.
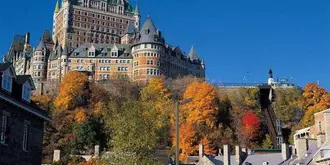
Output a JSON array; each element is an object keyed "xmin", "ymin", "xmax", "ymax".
[{"xmin": 0, "ymin": 101, "xmax": 45, "ymax": 165}]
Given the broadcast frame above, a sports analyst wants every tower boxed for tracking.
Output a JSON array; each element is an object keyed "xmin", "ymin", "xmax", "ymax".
[
  {"xmin": 131, "ymin": 16, "xmax": 165, "ymax": 84},
  {"xmin": 32, "ymin": 40, "xmax": 48, "ymax": 82},
  {"xmin": 53, "ymin": 0, "xmax": 60, "ymax": 41}
]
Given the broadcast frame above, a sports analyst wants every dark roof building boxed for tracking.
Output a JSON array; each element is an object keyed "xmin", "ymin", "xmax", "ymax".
[{"xmin": 0, "ymin": 63, "xmax": 50, "ymax": 165}]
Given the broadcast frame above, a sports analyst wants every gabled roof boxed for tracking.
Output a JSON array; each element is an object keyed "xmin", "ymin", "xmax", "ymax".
[
  {"xmin": 0, "ymin": 63, "xmax": 12, "ymax": 72},
  {"xmin": 16, "ymin": 75, "xmax": 36, "ymax": 90},
  {"xmin": 35, "ymin": 40, "xmax": 46, "ymax": 51}
]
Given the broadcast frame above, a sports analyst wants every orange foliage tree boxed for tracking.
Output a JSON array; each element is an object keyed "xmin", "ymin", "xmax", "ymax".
[
  {"xmin": 54, "ymin": 71, "xmax": 89, "ymax": 111},
  {"xmin": 182, "ymin": 82, "xmax": 218, "ymax": 127},
  {"xmin": 241, "ymin": 110, "xmax": 261, "ymax": 140},
  {"xmin": 201, "ymin": 137, "xmax": 217, "ymax": 156},
  {"xmin": 300, "ymin": 83, "xmax": 330, "ymax": 127},
  {"xmin": 172, "ymin": 123, "xmax": 198, "ymax": 161}
]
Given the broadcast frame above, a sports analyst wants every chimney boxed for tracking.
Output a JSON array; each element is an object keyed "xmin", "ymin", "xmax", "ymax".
[
  {"xmin": 53, "ymin": 150, "xmax": 61, "ymax": 162},
  {"xmin": 25, "ymin": 32, "xmax": 30, "ymax": 44},
  {"xmin": 235, "ymin": 145, "xmax": 241, "ymax": 163},
  {"xmin": 281, "ymin": 143, "xmax": 289, "ymax": 161},
  {"xmin": 223, "ymin": 145, "xmax": 231, "ymax": 165},
  {"xmin": 242, "ymin": 147, "xmax": 247, "ymax": 154},
  {"xmin": 295, "ymin": 138, "xmax": 308, "ymax": 159},
  {"xmin": 199, "ymin": 144, "xmax": 204, "ymax": 160},
  {"xmin": 324, "ymin": 113, "xmax": 330, "ymax": 142},
  {"xmin": 94, "ymin": 145, "xmax": 100, "ymax": 157}
]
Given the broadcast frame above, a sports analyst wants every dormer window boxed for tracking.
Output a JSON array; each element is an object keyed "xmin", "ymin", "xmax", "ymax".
[
  {"xmin": 22, "ymin": 84, "xmax": 31, "ymax": 102},
  {"xmin": 2, "ymin": 74, "xmax": 12, "ymax": 92},
  {"xmin": 88, "ymin": 51, "xmax": 95, "ymax": 57},
  {"xmin": 111, "ymin": 52, "xmax": 118, "ymax": 57}
]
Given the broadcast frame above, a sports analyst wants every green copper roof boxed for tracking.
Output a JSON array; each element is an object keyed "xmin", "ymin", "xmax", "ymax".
[
  {"xmin": 54, "ymin": 0, "xmax": 60, "ymax": 13},
  {"xmin": 134, "ymin": 4, "xmax": 140, "ymax": 16}
]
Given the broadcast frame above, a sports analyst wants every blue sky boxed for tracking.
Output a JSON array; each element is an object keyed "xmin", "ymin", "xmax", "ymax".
[{"xmin": 0, "ymin": 0, "xmax": 329, "ymax": 89}]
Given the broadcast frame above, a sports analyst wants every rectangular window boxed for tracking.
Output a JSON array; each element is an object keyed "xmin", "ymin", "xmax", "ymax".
[
  {"xmin": 22, "ymin": 85, "xmax": 31, "ymax": 102},
  {"xmin": 318, "ymin": 121, "xmax": 322, "ymax": 133},
  {"xmin": 22, "ymin": 123, "xmax": 29, "ymax": 151},
  {"xmin": 2, "ymin": 74, "xmax": 12, "ymax": 92},
  {"xmin": 0, "ymin": 115, "xmax": 8, "ymax": 144}
]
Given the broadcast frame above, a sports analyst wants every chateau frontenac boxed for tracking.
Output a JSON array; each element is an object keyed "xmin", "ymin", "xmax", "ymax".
[{"xmin": 3, "ymin": 0, "xmax": 205, "ymax": 85}]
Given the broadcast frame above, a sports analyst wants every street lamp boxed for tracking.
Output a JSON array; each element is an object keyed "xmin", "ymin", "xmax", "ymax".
[{"xmin": 175, "ymin": 98, "xmax": 193, "ymax": 165}]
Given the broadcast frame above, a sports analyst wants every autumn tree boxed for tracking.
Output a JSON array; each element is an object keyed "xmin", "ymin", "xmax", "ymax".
[
  {"xmin": 299, "ymin": 83, "xmax": 330, "ymax": 127},
  {"xmin": 241, "ymin": 110, "xmax": 261, "ymax": 140},
  {"xmin": 172, "ymin": 123, "xmax": 198, "ymax": 161},
  {"xmin": 182, "ymin": 82, "xmax": 218, "ymax": 127},
  {"xmin": 54, "ymin": 71, "xmax": 89, "ymax": 110}
]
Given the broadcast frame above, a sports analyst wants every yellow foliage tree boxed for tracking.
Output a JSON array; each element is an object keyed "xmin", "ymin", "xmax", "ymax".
[
  {"xmin": 75, "ymin": 108, "xmax": 87, "ymax": 122},
  {"xmin": 54, "ymin": 71, "xmax": 89, "ymax": 111},
  {"xmin": 182, "ymin": 82, "xmax": 218, "ymax": 127},
  {"xmin": 300, "ymin": 83, "xmax": 330, "ymax": 127}
]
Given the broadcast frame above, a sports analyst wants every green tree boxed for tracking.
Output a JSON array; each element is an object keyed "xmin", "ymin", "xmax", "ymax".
[
  {"xmin": 72, "ymin": 119, "xmax": 102, "ymax": 153},
  {"xmin": 108, "ymin": 100, "xmax": 162, "ymax": 164},
  {"xmin": 273, "ymin": 87, "xmax": 302, "ymax": 126},
  {"xmin": 262, "ymin": 134, "xmax": 273, "ymax": 149}
]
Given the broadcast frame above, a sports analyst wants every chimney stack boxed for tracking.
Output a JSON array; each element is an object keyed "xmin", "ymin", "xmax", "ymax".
[
  {"xmin": 281, "ymin": 143, "xmax": 289, "ymax": 161},
  {"xmin": 324, "ymin": 113, "xmax": 330, "ymax": 142},
  {"xmin": 235, "ymin": 146, "xmax": 242, "ymax": 163},
  {"xmin": 94, "ymin": 145, "xmax": 100, "ymax": 157},
  {"xmin": 223, "ymin": 145, "xmax": 231, "ymax": 165},
  {"xmin": 25, "ymin": 32, "xmax": 30, "ymax": 44},
  {"xmin": 199, "ymin": 144, "xmax": 204, "ymax": 160},
  {"xmin": 295, "ymin": 138, "xmax": 308, "ymax": 159},
  {"xmin": 53, "ymin": 150, "xmax": 61, "ymax": 162}
]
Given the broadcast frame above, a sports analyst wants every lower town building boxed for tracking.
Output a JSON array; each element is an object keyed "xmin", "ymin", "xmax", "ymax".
[{"xmin": 0, "ymin": 63, "xmax": 51, "ymax": 165}]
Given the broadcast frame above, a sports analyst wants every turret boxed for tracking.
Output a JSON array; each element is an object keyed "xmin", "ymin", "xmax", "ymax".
[
  {"xmin": 131, "ymin": 16, "xmax": 165, "ymax": 85},
  {"xmin": 133, "ymin": 4, "xmax": 141, "ymax": 29}
]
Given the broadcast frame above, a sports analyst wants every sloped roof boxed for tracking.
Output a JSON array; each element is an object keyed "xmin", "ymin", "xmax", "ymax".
[
  {"xmin": 35, "ymin": 40, "xmax": 46, "ymax": 51},
  {"xmin": 68, "ymin": 43, "xmax": 132, "ymax": 59},
  {"xmin": 15, "ymin": 75, "xmax": 36, "ymax": 90},
  {"xmin": 134, "ymin": 17, "xmax": 165, "ymax": 45},
  {"xmin": 0, "ymin": 63, "xmax": 11, "ymax": 72}
]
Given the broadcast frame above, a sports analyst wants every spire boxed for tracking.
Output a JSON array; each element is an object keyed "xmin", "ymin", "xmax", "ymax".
[
  {"xmin": 134, "ymin": 4, "xmax": 140, "ymax": 16},
  {"xmin": 269, "ymin": 69, "xmax": 273, "ymax": 78},
  {"xmin": 140, "ymin": 16, "xmax": 157, "ymax": 34},
  {"xmin": 127, "ymin": 21, "xmax": 136, "ymax": 34},
  {"xmin": 54, "ymin": 0, "xmax": 60, "ymax": 13},
  {"xmin": 188, "ymin": 46, "xmax": 199, "ymax": 61}
]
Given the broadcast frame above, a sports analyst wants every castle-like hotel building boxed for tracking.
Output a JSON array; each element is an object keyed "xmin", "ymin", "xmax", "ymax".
[{"xmin": 3, "ymin": 0, "xmax": 205, "ymax": 85}]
